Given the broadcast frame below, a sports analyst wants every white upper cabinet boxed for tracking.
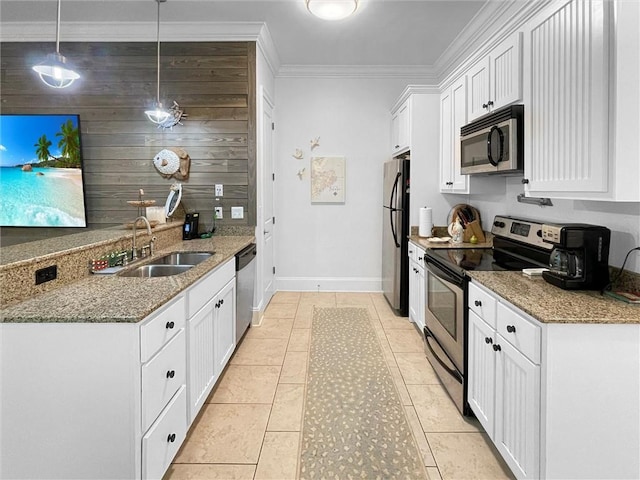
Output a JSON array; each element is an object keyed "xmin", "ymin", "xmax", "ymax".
[
  {"xmin": 522, "ymin": 0, "xmax": 610, "ymax": 197},
  {"xmin": 468, "ymin": 32, "xmax": 523, "ymax": 121},
  {"xmin": 440, "ymin": 76, "xmax": 469, "ymax": 193},
  {"xmin": 391, "ymin": 99, "xmax": 410, "ymax": 155}
]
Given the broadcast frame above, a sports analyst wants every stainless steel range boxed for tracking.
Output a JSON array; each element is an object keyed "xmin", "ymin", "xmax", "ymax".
[{"xmin": 423, "ymin": 215, "xmax": 552, "ymax": 415}]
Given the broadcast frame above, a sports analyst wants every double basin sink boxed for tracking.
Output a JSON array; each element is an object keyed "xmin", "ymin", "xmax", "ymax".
[{"xmin": 118, "ymin": 252, "xmax": 213, "ymax": 278}]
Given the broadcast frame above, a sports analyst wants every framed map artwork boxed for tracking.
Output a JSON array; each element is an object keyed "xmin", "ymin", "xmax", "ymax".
[{"xmin": 310, "ymin": 156, "xmax": 345, "ymax": 204}]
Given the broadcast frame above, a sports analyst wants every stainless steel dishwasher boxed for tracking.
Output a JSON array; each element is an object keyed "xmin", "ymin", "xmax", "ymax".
[{"xmin": 235, "ymin": 243, "xmax": 256, "ymax": 343}]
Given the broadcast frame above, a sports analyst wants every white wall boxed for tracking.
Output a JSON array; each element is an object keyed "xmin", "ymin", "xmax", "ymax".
[
  {"xmin": 273, "ymin": 77, "xmax": 438, "ymax": 292},
  {"xmin": 470, "ymin": 179, "xmax": 640, "ymax": 273}
]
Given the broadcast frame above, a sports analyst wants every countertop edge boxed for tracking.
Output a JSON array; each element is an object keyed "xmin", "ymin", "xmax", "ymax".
[{"xmin": 0, "ymin": 236, "xmax": 255, "ymax": 324}]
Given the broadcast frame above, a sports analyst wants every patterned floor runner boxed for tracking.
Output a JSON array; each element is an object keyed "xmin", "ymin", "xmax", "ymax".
[{"xmin": 299, "ymin": 307, "xmax": 428, "ymax": 479}]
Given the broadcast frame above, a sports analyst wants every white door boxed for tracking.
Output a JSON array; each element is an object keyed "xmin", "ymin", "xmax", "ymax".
[{"xmin": 260, "ymin": 88, "xmax": 275, "ymax": 306}]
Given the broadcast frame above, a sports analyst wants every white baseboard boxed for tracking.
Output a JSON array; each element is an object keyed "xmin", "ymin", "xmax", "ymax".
[{"xmin": 275, "ymin": 277, "xmax": 382, "ymax": 292}]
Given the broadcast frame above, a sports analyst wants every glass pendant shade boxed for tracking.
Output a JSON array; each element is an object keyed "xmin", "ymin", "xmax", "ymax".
[
  {"xmin": 145, "ymin": 103, "xmax": 171, "ymax": 124},
  {"xmin": 32, "ymin": 52, "xmax": 80, "ymax": 89},
  {"xmin": 306, "ymin": 0, "xmax": 358, "ymax": 20},
  {"xmin": 33, "ymin": 0, "xmax": 80, "ymax": 89}
]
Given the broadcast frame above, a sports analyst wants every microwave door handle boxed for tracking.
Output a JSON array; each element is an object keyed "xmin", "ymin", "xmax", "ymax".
[
  {"xmin": 486, "ymin": 125, "xmax": 505, "ymax": 167},
  {"xmin": 389, "ymin": 172, "xmax": 401, "ymax": 247}
]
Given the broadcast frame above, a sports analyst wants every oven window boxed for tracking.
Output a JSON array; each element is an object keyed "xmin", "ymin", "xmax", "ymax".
[{"xmin": 427, "ymin": 274, "xmax": 457, "ymax": 339}]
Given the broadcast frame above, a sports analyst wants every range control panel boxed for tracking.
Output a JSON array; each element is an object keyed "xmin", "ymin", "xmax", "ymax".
[
  {"xmin": 491, "ymin": 215, "xmax": 552, "ymax": 250},
  {"xmin": 541, "ymin": 224, "xmax": 563, "ymax": 244}
]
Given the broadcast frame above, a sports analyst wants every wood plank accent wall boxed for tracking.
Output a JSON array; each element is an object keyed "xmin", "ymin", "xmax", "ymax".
[{"xmin": 0, "ymin": 41, "xmax": 256, "ymax": 231}]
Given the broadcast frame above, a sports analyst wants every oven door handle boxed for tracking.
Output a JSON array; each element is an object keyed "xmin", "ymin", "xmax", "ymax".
[
  {"xmin": 423, "ymin": 327, "xmax": 463, "ymax": 384},
  {"xmin": 425, "ymin": 257, "xmax": 465, "ymax": 289}
]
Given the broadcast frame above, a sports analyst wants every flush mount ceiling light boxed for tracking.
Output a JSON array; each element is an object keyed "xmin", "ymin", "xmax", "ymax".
[
  {"xmin": 145, "ymin": 0, "xmax": 171, "ymax": 124},
  {"xmin": 32, "ymin": 0, "xmax": 80, "ymax": 89},
  {"xmin": 306, "ymin": 0, "xmax": 359, "ymax": 20}
]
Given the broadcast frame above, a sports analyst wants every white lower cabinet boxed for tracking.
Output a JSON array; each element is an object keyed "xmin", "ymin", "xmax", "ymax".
[
  {"xmin": 0, "ymin": 257, "xmax": 238, "ymax": 480},
  {"xmin": 187, "ymin": 258, "xmax": 236, "ymax": 424},
  {"xmin": 408, "ymin": 242, "xmax": 426, "ymax": 331},
  {"xmin": 468, "ymin": 280, "xmax": 640, "ymax": 480},
  {"xmin": 468, "ymin": 286, "xmax": 541, "ymax": 479}
]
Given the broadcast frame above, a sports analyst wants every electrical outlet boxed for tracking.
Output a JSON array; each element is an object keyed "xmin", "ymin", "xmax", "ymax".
[
  {"xmin": 35, "ymin": 265, "xmax": 57, "ymax": 285},
  {"xmin": 214, "ymin": 206, "xmax": 223, "ymax": 219},
  {"xmin": 215, "ymin": 184, "xmax": 224, "ymax": 196},
  {"xmin": 231, "ymin": 206, "xmax": 244, "ymax": 219}
]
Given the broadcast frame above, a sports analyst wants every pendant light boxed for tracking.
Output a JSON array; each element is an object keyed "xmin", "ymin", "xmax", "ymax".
[
  {"xmin": 32, "ymin": 0, "xmax": 80, "ymax": 89},
  {"xmin": 145, "ymin": 0, "xmax": 171, "ymax": 124},
  {"xmin": 306, "ymin": 0, "xmax": 358, "ymax": 20}
]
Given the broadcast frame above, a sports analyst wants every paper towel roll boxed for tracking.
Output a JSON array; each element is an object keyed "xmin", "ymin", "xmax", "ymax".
[{"xmin": 419, "ymin": 207, "xmax": 433, "ymax": 237}]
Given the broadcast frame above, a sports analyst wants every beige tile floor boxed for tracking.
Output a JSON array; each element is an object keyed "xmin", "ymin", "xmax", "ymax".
[{"xmin": 165, "ymin": 292, "xmax": 514, "ymax": 480}]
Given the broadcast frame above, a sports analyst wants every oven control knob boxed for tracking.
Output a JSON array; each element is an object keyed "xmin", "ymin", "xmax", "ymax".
[
  {"xmin": 493, "ymin": 221, "xmax": 505, "ymax": 228},
  {"xmin": 506, "ymin": 325, "xmax": 516, "ymax": 333},
  {"xmin": 474, "ymin": 300, "xmax": 482, "ymax": 307},
  {"xmin": 536, "ymin": 229, "xmax": 543, "ymax": 237},
  {"xmin": 492, "ymin": 344, "xmax": 502, "ymax": 352}
]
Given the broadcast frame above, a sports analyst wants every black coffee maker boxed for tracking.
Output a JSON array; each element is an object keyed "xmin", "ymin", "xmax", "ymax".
[
  {"xmin": 183, "ymin": 212, "xmax": 199, "ymax": 240},
  {"xmin": 541, "ymin": 223, "xmax": 611, "ymax": 290}
]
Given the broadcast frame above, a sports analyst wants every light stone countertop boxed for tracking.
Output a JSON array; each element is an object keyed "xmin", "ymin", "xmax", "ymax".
[
  {"xmin": 467, "ymin": 271, "xmax": 640, "ymax": 324},
  {"xmin": 0, "ymin": 236, "xmax": 254, "ymax": 324}
]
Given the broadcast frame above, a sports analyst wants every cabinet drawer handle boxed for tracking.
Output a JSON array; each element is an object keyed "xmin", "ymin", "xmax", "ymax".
[
  {"xmin": 506, "ymin": 325, "xmax": 516, "ymax": 333},
  {"xmin": 484, "ymin": 337, "xmax": 493, "ymax": 344},
  {"xmin": 167, "ymin": 433, "xmax": 176, "ymax": 443},
  {"xmin": 166, "ymin": 370, "xmax": 175, "ymax": 379},
  {"xmin": 418, "ymin": 256, "xmax": 422, "ymax": 261},
  {"xmin": 165, "ymin": 321, "xmax": 175, "ymax": 329},
  {"xmin": 492, "ymin": 344, "xmax": 502, "ymax": 352},
  {"xmin": 474, "ymin": 300, "xmax": 482, "ymax": 307}
]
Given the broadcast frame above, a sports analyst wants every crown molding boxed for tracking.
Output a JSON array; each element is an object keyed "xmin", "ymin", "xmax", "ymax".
[{"xmin": 277, "ymin": 64, "xmax": 437, "ymax": 81}]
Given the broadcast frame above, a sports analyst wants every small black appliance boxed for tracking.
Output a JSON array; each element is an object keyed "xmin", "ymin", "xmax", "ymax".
[
  {"xmin": 541, "ymin": 223, "xmax": 611, "ymax": 290},
  {"xmin": 183, "ymin": 212, "xmax": 199, "ymax": 240}
]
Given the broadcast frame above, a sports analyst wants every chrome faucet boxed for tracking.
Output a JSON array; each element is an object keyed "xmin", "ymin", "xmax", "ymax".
[{"xmin": 131, "ymin": 216, "xmax": 152, "ymax": 261}]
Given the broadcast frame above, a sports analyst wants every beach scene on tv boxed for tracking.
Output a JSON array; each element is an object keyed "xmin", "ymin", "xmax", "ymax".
[{"xmin": 0, "ymin": 114, "xmax": 87, "ymax": 227}]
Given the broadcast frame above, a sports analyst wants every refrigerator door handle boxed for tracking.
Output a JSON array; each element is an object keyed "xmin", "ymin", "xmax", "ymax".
[{"xmin": 389, "ymin": 172, "xmax": 401, "ymax": 247}]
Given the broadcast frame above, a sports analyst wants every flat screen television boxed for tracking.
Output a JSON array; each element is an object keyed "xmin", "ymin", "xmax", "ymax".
[{"xmin": 0, "ymin": 114, "xmax": 88, "ymax": 227}]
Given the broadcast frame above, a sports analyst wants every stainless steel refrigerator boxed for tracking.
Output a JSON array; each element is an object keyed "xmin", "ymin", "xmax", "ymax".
[{"xmin": 382, "ymin": 157, "xmax": 410, "ymax": 316}]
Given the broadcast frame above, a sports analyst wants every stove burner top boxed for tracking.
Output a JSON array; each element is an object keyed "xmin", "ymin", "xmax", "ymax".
[{"xmin": 426, "ymin": 247, "xmax": 546, "ymax": 278}]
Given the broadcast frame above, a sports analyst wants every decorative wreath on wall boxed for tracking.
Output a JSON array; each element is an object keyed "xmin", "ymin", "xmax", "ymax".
[{"xmin": 153, "ymin": 147, "xmax": 191, "ymax": 180}]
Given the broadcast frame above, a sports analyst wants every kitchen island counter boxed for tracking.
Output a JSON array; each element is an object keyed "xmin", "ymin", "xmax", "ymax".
[
  {"xmin": 467, "ymin": 270, "xmax": 639, "ymax": 324},
  {"xmin": 0, "ymin": 235, "xmax": 254, "ymax": 324}
]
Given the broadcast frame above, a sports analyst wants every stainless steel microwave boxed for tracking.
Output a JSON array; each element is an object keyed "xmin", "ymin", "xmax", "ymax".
[{"xmin": 460, "ymin": 104, "xmax": 524, "ymax": 175}]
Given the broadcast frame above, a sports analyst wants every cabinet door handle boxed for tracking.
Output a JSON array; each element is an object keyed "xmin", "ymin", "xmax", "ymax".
[
  {"xmin": 521, "ymin": 178, "xmax": 529, "ymax": 184},
  {"xmin": 167, "ymin": 433, "xmax": 176, "ymax": 443},
  {"xmin": 474, "ymin": 300, "xmax": 482, "ymax": 307},
  {"xmin": 215, "ymin": 301, "xmax": 220, "ymax": 308},
  {"xmin": 484, "ymin": 337, "xmax": 493, "ymax": 344},
  {"xmin": 165, "ymin": 321, "xmax": 175, "ymax": 329},
  {"xmin": 418, "ymin": 257, "xmax": 422, "ymax": 261},
  {"xmin": 166, "ymin": 370, "xmax": 175, "ymax": 379},
  {"xmin": 492, "ymin": 344, "xmax": 502, "ymax": 352},
  {"xmin": 220, "ymin": 299, "xmax": 224, "ymax": 305},
  {"xmin": 506, "ymin": 325, "xmax": 516, "ymax": 333},
  {"xmin": 394, "ymin": 144, "xmax": 400, "ymax": 149},
  {"xmin": 487, "ymin": 100, "xmax": 494, "ymax": 107}
]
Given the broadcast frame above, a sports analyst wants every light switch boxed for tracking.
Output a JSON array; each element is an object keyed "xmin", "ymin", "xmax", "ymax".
[
  {"xmin": 231, "ymin": 206, "xmax": 244, "ymax": 219},
  {"xmin": 215, "ymin": 184, "xmax": 224, "ymax": 196}
]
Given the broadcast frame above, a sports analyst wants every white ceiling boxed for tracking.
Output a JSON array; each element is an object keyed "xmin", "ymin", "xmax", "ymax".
[{"xmin": 0, "ymin": 0, "xmax": 488, "ymax": 69}]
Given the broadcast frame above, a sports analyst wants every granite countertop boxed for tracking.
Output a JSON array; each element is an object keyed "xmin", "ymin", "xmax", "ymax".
[
  {"xmin": 0, "ymin": 236, "xmax": 254, "ymax": 324},
  {"xmin": 468, "ymin": 271, "xmax": 639, "ymax": 324},
  {"xmin": 409, "ymin": 234, "xmax": 493, "ymax": 250}
]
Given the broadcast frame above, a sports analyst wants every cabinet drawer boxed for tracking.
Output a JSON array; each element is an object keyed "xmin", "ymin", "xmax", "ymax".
[
  {"xmin": 187, "ymin": 258, "xmax": 235, "ymax": 317},
  {"xmin": 140, "ymin": 296, "xmax": 185, "ymax": 363},
  {"xmin": 497, "ymin": 302, "xmax": 541, "ymax": 364},
  {"xmin": 408, "ymin": 243, "xmax": 426, "ymax": 263},
  {"xmin": 142, "ymin": 329, "xmax": 186, "ymax": 432},
  {"xmin": 469, "ymin": 282, "xmax": 497, "ymax": 327},
  {"xmin": 142, "ymin": 386, "xmax": 187, "ymax": 480}
]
